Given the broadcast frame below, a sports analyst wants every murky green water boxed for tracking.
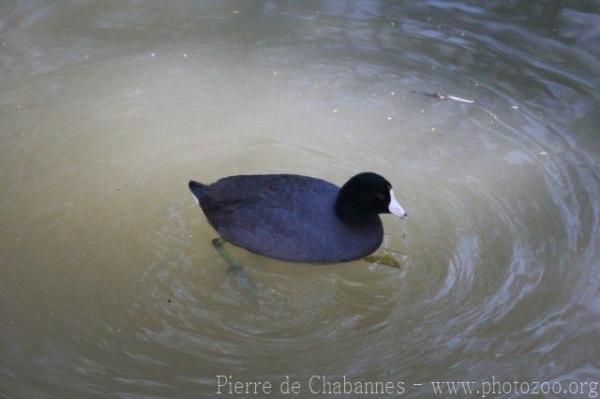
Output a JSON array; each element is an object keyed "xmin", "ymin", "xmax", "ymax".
[{"xmin": 1, "ymin": 1, "xmax": 599, "ymax": 398}]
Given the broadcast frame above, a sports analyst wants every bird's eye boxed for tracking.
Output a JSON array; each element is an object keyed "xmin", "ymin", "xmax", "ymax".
[{"xmin": 376, "ymin": 193, "xmax": 385, "ymax": 200}]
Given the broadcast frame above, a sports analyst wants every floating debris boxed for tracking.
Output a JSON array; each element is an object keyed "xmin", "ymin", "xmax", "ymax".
[
  {"xmin": 411, "ymin": 90, "xmax": 474, "ymax": 104},
  {"xmin": 445, "ymin": 95, "xmax": 474, "ymax": 103}
]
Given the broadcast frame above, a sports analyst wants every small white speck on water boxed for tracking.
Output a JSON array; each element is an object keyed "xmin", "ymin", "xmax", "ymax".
[
  {"xmin": 232, "ymin": 9, "xmax": 240, "ymax": 14},
  {"xmin": 333, "ymin": 108, "xmax": 338, "ymax": 113},
  {"xmin": 431, "ymin": 127, "xmax": 436, "ymax": 132},
  {"xmin": 511, "ymin": 105, "xmax": 519, "ymax": 110},
  {"xmin": 387, "ymin": 116, "xmax": 393, "ymax": 120},
  {"xmin": 540, "ymin": 151, "xmax": 548, "ymax": 155},
  {"xmin": 188, "ymin": 234, "xmax": 193, "ymax": 238},
  {"xmin": 421, "ymin": 109, "xmax": 425, "ymax": 113},
  {"xmin": 84, "ymin": 54, "xmax": 89, "ymax": 59},
  {"xmin": 272, "ymin": 70, "xmax": 277, "ymax": 75},
  {"xmin": 390, "ymin": 22, "xmax": 395, "ymax": 26},
  {"xmin": 474, "ymin": 82, "xmax": 479, "ymax": 86},
  {"xmin": 461, "ymin": 32, "xmax": 466, "ymax": 36},
  {"xmin": 183, "ymin": 53, "xmax": 188, "ymax": 58},
  {"xmin": 150, "ymin": 52, "xmax": 156, "ymax": 57},
  {"xmin": 390, "ymin": 91, "xmax": 395, "ymax": 95}
]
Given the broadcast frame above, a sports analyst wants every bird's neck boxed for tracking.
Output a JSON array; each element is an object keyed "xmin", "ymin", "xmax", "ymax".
[{"xmin": 335, "ymin": 187, "xmax": 369, "ymax": 223}]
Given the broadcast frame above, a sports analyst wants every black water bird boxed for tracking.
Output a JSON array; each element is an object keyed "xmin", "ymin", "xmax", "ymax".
[{"xmin": 188, "ymin": 172, "xmax": 407, "ymax": 263}]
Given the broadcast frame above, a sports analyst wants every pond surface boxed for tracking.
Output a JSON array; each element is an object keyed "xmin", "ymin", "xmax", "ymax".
[{"xmin": 1, "ymin": 1, "xmax": 599, "ymax": 398}]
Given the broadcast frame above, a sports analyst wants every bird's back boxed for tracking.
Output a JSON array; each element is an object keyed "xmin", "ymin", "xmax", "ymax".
[{"xmin": 194, "ymin": 174, "xmax": 383, "ymax": 262}]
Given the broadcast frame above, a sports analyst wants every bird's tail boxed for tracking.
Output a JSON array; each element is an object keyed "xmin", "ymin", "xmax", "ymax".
[{"xmin": 188, "ymin": 180, "xmax": 208, "ymax": 203}]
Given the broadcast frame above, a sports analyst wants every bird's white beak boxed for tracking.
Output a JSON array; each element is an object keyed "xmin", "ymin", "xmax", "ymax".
[{"xmin": 389, "ymin": 189, "xmax": 407, "ymax": 219}]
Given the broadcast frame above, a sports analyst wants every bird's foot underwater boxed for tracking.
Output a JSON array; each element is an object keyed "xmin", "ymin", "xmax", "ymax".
[
  {"xmin": 363, "ymin": 253, "xmax": 402, "ymax": 268},
  {"xmin": 227, "ymin": 264, "xmax": 257, "ymax": 296},
  {"xmin": 212, "ymin": 237, "xmax": 258, "ymax": 297}
]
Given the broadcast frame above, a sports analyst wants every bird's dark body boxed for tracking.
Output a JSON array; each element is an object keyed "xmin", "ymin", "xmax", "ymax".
[{"xmin": 190, "ymin": 175, "xmax": 383, "ymax": 263}]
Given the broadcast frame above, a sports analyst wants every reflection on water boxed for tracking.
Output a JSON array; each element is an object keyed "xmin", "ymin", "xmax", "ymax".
[{"xmin": 1, "ymin": 1, "xmax": 599, "ymax": 397}]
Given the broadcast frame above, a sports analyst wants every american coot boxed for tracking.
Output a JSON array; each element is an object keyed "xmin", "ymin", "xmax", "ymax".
[{"xmin": 188, "ymin": 172, "xmax": 407, "ymax": 263}]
